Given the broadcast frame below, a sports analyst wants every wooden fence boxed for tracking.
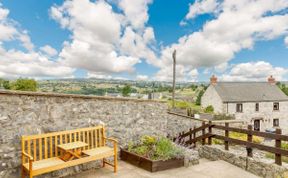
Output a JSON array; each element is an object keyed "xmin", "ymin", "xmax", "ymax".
[{"xmin": 171, "ymin": 121, "xmax": 288, "ymax": 166}]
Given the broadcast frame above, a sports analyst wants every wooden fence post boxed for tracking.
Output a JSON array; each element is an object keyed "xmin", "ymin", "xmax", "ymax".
[
  {"xmin": 181, "ymin": 131, "xmax": 185, "ymax": 144},
  {"xmin": 193, "ymin": 125, "xmax": 196, "ymax": 147},
  {"xmin": 208, "ymin": 121, "xmax": 212, "ymax": 145},
  {"xmin": 247, "ymin": 125, "xmax": 253, "ymax": 157},
  {"xmin": 202, "ymin": 121, "xmax": 206, "ymax": 145},
  {"xmin": 178, "ymin": 132, "xmax": 182, "ymax": 144},
  {"xmin": 225, "ymin": 123, "xmax": 229, "ymax": 150},
  {"xmin": 275, "ymin": 128, "xmax": 282, "ymax": 166}
]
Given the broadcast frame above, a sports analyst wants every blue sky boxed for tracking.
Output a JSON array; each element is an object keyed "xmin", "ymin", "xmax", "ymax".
[{"xmin": 0, "ymin": 0, "xmax": 288, "ymax": 82}]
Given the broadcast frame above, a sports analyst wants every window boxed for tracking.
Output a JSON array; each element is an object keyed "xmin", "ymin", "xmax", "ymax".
[
  {"xmin": 236, "ymin": 103, "xmax": 243, "ymax": 112},
  {"xmin": 273, "ymin": 119, "xmax": 279, "ymax": 127},
  {"xmin": 273, "ymin": 102, "xmax": 279, "ymax": 111},
  {"xmin": 255, "ymin": 103, "xmax": 259, "ymax": 112}
]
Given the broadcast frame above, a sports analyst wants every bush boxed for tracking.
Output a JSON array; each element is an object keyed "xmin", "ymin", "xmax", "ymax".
[
  {"xmin": 127, "ymin": 135, "xmax": 184, "ymax": 161},
  {"xmin": 122, "ymin": 84, "xmax": 132, "ymax": 97},
  {"xmin": 3, "ymin": 80, "xmax": 10, "ymax": 89},
  {"xmin": 204, "ymin": 105, "xmax": 214, "ymax": 113},
  {"xmin": 11, "ymin": 78, "xmax": 37, "ymax": 91},
  {"xmin": 212, "ymin": 138, "xmax": 224, "ymax": 145}
]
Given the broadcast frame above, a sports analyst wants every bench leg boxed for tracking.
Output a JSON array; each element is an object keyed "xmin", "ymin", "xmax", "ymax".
[
  {"xmin": 21, "ymin": 166, "xmax": 25, "ymax": 178},
  {"xmin": 114, "ymin": 153, "xmax": 117, "ymax": 173},
  {"xmin": 103, "ymin": 158, "xmax": 105, "ymax": 167}
]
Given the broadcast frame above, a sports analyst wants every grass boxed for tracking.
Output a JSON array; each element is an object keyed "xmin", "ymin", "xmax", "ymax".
[
  {"xmin": 265, "ymin": 141, "xmax": 288, "ymax": 162},
  {"xmin": 212, "ymin": 138, "xmax": 224, "ymax": 145},
  {"xmin": 210, "ymin": 132, "xmax": 264, "ymax": 146},
  {"xmin": 167, "ymin": 100, "xmax": 202, "ymax": 111},
  {"xmin": 265, "ymin": 153, "xmax": 288, "ymax": 163},
  {"xmin": 177, "ymin": 88, "xmax": 197, "ymax": 96},
  {"xmin": 229, "ymin": 132, "xmax": 264, "ymax": 144},
  {"xmin": 265, "ymin": 142, "xmax": 288, "ymax": 163}
]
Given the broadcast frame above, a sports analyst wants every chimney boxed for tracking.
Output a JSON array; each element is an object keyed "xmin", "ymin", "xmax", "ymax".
[
  {"xmin": 268, "ymin": 75, "xmax": 276, "ymax": 85},
  {"xmin": 210, "ymin": 75, "xmax": 218, "ymax": 85}
]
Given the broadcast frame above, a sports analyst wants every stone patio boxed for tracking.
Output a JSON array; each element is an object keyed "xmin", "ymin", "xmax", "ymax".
[{"xmin": 66, "ymin": 159, "xmax": 259, "ymax": 178}]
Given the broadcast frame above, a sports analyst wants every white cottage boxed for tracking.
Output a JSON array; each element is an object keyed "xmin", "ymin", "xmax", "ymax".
[{"xmin": 201, "ymin": 75, "xmax": 288, "ymax": 133}]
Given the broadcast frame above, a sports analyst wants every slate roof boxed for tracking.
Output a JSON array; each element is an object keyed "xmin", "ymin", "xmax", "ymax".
[{"xmin": 213, "ymin": 82, "xmax": 288, "ymax": 102}]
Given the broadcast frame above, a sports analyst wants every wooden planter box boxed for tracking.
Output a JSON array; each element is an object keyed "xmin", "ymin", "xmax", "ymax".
[{"xmin": 120, "ymin": 149, "xmax": 184, "ymax": 172}]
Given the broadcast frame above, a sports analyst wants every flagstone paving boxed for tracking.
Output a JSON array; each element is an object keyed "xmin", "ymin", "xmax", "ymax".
[{"xmin": 66, "ymin": 159, "xmax": 259, "ymax": 178}]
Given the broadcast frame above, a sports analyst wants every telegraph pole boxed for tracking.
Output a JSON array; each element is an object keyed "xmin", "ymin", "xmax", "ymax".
[{"xmin": 172, "ymin": 49, "xmax": 176, "ymax": 109}]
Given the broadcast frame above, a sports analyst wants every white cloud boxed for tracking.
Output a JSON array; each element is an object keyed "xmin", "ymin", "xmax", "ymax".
[
  {"xmin": 0, "ymin": 7, "xmax": 9, "ymax": 20},
  {"xmin": 221, "ymin": 61, "xmax": 288, "ymax": 81},
  {"xmin": 215, "ymin": 62, "xmax": 228, "ymax": 73},
  {"xmin": 118, "ymin": 0, "xmax": 152, "ymax": 30},
  {"xmin": 120, "ymin": 26, "xmax": 158, "ymax": 66},
  {"xmin": 0, "ymin": 5, "xmax": 74, "ymax": 79},
  {"xmin": 0, "ymin": 46, "xmax": 74, "ymax": 79},
  {"xmin": 285, "ymin": 36, "xmax": 288, "ymax": 47},
  {"xmin": 179, "ymin": 20, "xmax": 187, "ymax": 26},
  {"xmin": 185, "ymin": 0, "xmax": 220, "ymax": 20},
  {"xmin": 155, "ymin": 0, "xmax": 288, "ymax": 81},
  {"xmin": 87, "ymin": 72, "xmax": 112, "ymax": 79},
  {"xmin": 40, "ymin": 45, "xmax": 58, "ymax": 56},
  {"xmin": 51, "ymin": 0, "xmax": 158, "ymax": 76},
  {"xmin": 136, "ymin": 75, "xmax": 148, "ymax": 80},
  {"xmin": 154, "ymin": 65, "xmax": 198, "ymax": 82}
]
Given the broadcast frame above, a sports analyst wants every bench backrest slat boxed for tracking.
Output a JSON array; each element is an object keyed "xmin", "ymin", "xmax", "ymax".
[
  {"xmin": 44, "ymin": 137, "xmax": 47, "ymax": 159},
  {"xmin": 21, "ymin": 126, "xmax": 104, "ymax": 164}
]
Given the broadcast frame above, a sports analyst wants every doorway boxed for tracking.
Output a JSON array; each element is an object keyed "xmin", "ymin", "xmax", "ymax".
[{"xmin": 254, "ymin": 119, "xmax": 260, "ymax": 131}]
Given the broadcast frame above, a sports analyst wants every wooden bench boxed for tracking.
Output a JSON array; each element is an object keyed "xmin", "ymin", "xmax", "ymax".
[{"xmin": 21, "ymin": 126, "xmax": 118, "ymax": 178}]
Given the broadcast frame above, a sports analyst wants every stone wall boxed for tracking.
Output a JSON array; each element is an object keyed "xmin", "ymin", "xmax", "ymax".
[
  {"xmin": 198, "ymin": 145, "xmax": 288, "ymax": 178},
  {"xmin": 0, "ymin": 90, "xmax": 200, "ymax": 178},
  {"xmin": 201, "ymin": 85, "xmax": 223, "ymax": 113}
]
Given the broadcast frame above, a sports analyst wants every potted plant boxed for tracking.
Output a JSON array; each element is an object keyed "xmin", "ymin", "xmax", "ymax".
[{"xmin": 121, "ymin": 135, "xmax": 185, "ymax": 172}]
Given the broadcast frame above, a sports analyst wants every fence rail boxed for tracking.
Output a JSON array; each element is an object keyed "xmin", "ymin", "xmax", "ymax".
[{"xmin": 172, "ymin": 121, "xmax": 287, "ymax": 166}]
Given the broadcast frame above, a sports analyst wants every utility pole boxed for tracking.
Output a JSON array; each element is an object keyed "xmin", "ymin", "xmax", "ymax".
[{"xmin": 172, "ymin": 49, "xmax": 176, "ymax": 109}]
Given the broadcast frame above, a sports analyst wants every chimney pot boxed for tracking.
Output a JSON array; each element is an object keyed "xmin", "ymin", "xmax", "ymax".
[
  {"xmin": 210, "ymin": 75, "xmax": 218, "ymax": 85},
  {"xmin": 268, "ymin": 75, "xmax": 276, "ymax": 84}
]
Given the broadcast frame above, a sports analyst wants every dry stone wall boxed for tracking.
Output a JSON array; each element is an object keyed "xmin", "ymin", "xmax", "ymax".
[
  {"xmin": 199, "ymin": 145, "xmax": 288, "ymax": 178},
  {"xmin": 0, "ymin": 91, "xmax": 200, "ymax": 178}
]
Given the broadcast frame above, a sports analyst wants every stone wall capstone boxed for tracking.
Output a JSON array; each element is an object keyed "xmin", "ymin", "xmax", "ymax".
[{"xmin": 0, "ymin": 90, "xmax": 200, "ymax": 178}]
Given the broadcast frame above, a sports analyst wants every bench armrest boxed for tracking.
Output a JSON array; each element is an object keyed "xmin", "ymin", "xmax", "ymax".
[
  {"xmin": 104, "ymin": 137, "xmax": 118, "ymax": 144},
  {"xmin": 22, "ymin": 151, "xmax": 34, "ymax": 161}
]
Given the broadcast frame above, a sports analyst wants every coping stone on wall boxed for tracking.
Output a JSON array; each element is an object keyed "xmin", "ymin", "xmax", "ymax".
[{"xmin": 0, "ymin": 90, "xmax": 166, "ymax": 103}]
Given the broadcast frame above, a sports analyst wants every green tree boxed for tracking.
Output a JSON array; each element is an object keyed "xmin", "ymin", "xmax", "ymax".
[
  {"xmin": 277, "ymin": 82, "xmax": 288, "ymax": 96},
  {"xmin": 281, "ymin": 87, "xmax": 288, "ymax": 96},
  {"xmin": 12, "ymin": 78, "xmax": 37, "ymax": 91},
  {"xmin": 190, "ymin": 84, "xmax": 198, "ymax": 91},
  {"xmin": 196, "ymin": 90, "xmax": 204, "ymax": 105},
  {"xmin": 0, "ymin": 78, "xmax": 3, "ymax": 87},
  {"xmin": 122, "ymin": 84, "xmax": 132, "ymax": 97},
  {"xmin": 3, "ymin": 80, "xmax": 11, "ymax": 89}
]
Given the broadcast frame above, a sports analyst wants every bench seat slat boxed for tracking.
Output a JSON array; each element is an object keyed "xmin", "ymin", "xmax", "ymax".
[
  {"xmin": 82, "ymin": 146, "xmax": 114, "ymax": 157},
  {"xmin": 23, "ymin": 157, "xmax": 64, "ymax": 171}
]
